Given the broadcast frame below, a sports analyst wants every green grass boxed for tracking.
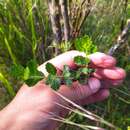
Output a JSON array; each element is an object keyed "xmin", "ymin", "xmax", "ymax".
[{"xmin": 0, "ymin": 0, "xmax": 130, "ymax": 129}]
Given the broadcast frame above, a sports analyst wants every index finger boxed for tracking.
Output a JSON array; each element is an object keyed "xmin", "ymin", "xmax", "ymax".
[
  {"xmin": 38, "ymin": 51, "xmax": 116, "ymax": 76},
  {"xmin": 88, "ymin": 52, "xmax": 116, "ymax": 68},
  {"xmin": 38, "ymin": 50, "xmax": 85, "ymax": 76}
]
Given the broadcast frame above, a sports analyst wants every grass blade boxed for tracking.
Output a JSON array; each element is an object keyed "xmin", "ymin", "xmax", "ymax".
[{"xmin": 0, "ymin": 73, "xmax": 15, "ymax": 97}]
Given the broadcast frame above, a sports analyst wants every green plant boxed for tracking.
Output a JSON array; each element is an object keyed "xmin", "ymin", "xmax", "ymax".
[
  {"xmin": 75, "ymin": 35, "xmax": 97, "ymax": 55},
  {"xmin": 45, "ymin": 55, "xmax": 94, "ymax": 90},
  {"xmin": 9, "ymin": 35, "xmax": 97, "ymax": 90},
  {"xmin": 10, "ymin": 59, "xmax": 44, "ymax": 86}
]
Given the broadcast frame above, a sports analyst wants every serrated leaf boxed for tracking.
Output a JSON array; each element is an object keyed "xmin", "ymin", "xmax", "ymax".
[
  {"xmin": 74, "ymin": 56, "xmax": 89, "ymax": 66},
  {"xmin": 46, "ymin": 74, "xmax": 61, "ymax": 90},
  {"xmin": 46, "ymin": 74, "xmax": 54, "ymax": 85},
  {"xmin": 70, "ymin": 70, "xmax": 77, "ymax": 80},
  {"xmin": 75, "ymin": 70, "xmax": 81, "ymax": 79},
  {"xmin": 46, "ymin": 63, "xmax": 57, "ymax": 75},
  {"xmin": 79, "ymin": 68, "xmax": 89, "ymax": 75},
  {"xmin": 63, "ymin": 65, "xmax": 71, "ymax": 78},
  {"xmin": 24, "ymin": 59, "xmax": 44, "ymax": 86},
  {"xmin": 88, "ymin": 68, "xmax": 95, "ymax": 74},
  {"xmin": 75, "ymin": 35, "xmax": 97, "ymax": 55},
  {"xmin": 65, "ymin": 79, "xmax": 72, "ymax": 86},
  {"xmin": 51, "ymin": 77, "xmax": 61, "ymax": 90},
  {"xmin": 78, "ymin": 75, "xmax": 87, "ymax": 84},
  {"xmin": 25, "ymin": 76, "xmax": 43, "ymax": 86}
]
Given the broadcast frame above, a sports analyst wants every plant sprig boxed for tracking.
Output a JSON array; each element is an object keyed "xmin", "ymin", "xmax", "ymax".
[{"xmin": 45, "ymin": 56, "xmax": 95, "ymax": 90}]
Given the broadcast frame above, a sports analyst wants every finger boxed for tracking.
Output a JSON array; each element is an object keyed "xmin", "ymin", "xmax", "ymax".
[
  {"xmin": 100, "ymin": 79, "xmax": 123, "ymax": 89},
  {"xmin": 31, "ymin": 80, "xmax": 48, "ymax": 91},
  {"xmin": 88, "ymin": 52, "xmax": 116, "ymax": 68},
  {"xmin": 78, "ymin": 89, "xmax": 110, "ymax": 105},
  {"xmin": 93, "ymin": 67, "xmax": 126, "ymax": 80},
  {"xmin": 16, "ymin": 84, "xmax": 30, "ymax": 96},
  {"xmin": 38, "ymin": 51, "xmax": 117, "ymax": 76},
  {"xmin": 58, "ymin": 78, "xmax": 101, "ymax": 101},
  {"xmin": 38, "ymin": 50, "xmax": 86, "ymax": 76},
  {"xmin": 18, "ymin": 84, "xmax": 29, "ymax": 92}
]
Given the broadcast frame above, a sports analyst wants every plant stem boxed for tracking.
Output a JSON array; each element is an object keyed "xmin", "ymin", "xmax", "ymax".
[
  {"xmin": 4, "ymin": 37, "xmax": 17, "ymax": 65},
  {"xmin": 108, "ymin": 19, "xmax": 130, "ymax": 56}
]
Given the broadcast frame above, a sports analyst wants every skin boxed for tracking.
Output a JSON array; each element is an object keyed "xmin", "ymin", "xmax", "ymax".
[{"xmin": 0, "ymin": 51, "xmax": 126, "ymax": 130}]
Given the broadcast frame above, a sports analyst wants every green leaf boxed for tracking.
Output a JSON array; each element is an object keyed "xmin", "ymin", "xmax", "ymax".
[
  {"xmin": 46, "ymin": 74, "xmax": 54, "ymax": 85},
  {"xmin": 63, "ymin": 65, "xmax": 71, "ymax": 78},
  {"xmin": 10, "ymin": 59, "xmax": 44, "ymax": 86},
  {"xmin": 88, "ymin": 68, "xmax": 95, "ymax": 74},
  {"xmin": 79, "ymin": 68, "xmax": 89, "ymax": 75},
  {"xmin": 75, "ymin": 35, "xmax": 97, "ymax": 55},
  {"xmin": 10, "ymin": 64, "xmax": 24, "ymax": 79},
  {"xmin": 78, "ymin": 75, "xmax": 87, "ymax": 84},
  {"xmin": 62, "ymin": 65, "xmax": 73, "ymax": 86},
  {"xmin": 25, "ymin": 59, "xmax": 44, "ymax": 86},
  {"xmin": 23, "ymin": 67, "xmax": 30, "ymax": 80},
  {"xmin": 46, "ymin": 62, "xmax": 57, "ymax": 75},
  {"xmin": 51, "ymin": 77, "xmax": 61, "ymax": 90},
  {"xmin": 75, "ymin": 70, "xmax": 81, "ymax": 79},
  {"xmin": 25, "ymin": 76, "xmax": 43, "ymax": 86},
  {"xmin": 74, "ymin": 56, "xmax": 89, "ymax": 66},
  {"xmin": 65, "ymin": 79, "xmax": 72, "ymax": 86},
  {"xmin": 46, "ymin": 74, "xmax": 61, "ymax": 90},
  {"xmin": 70, "ymin": 70, "xmax": 77, "ymax": 79},
  {"xmin": 27, "ymin": 59, "xmax": 38, "ymax": 75}
]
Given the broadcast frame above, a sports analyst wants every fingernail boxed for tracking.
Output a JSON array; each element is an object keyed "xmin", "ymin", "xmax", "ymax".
[
  {"xmin": 88, "ymin": 78, "xmax": 101, "ymax": 93},
  {"xmin": 104, "ymin": 59, "xmax": 113, "ymax": 65}
]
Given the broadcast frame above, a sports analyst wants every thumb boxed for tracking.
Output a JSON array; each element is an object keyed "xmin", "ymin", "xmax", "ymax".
[{"xmin": 59, "ymin": 78, "xmax": 101, "ymax": 102}]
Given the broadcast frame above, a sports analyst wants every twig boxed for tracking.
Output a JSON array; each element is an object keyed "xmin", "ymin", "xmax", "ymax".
[
  {"xmin": 59, "ymin": 0, "xmax": 70, "ymax": 41},
  {"xmin": 108, "ymin": 19, "xmax": 130, "ymax": 56},
  {"xmin": 71, "ymin": 0, "xmax": 93, "ymax": 38},
  {"xmin": 48, "ymin": 0, "xmax": 62, "ymax": 43},
  {"xmin": 76, "ymin": 1, "xmax": 92, "ymax": 35}
]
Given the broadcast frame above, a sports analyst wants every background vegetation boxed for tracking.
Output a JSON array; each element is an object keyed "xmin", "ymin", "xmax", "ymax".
[{"xmin": 0, "ymin": 0, "xmax": 130, "ymax": 129}]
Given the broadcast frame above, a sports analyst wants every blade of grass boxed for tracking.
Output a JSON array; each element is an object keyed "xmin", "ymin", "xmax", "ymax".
[
  {"xmin": 0, "ymin": 73, "xmax": 15, "ymax": 97},
  {"xmin": 113, "ymin": 88, "xmax": 130, "ymax": 97},
  {"xmin": 116, "ymin": 96, "xmax": 130, "ymax": 104},
  {"xmin": 27, "ymin": 0, "xmax": 37, "ymax": 58},
  {"xmin": 4, "ymin": 37, "xmax": 17, "ymax": 65},
  {"xmin": 48, "ymin": 111, "xmax": 105, "ymax": 130},
  {"xmin": 54, "ymin": 91, "xmax": 118, "ymax": 129}
]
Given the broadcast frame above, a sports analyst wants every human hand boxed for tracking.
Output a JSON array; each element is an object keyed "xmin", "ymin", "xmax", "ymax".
[{"xmin": 0, "ymin": 51, "xmax": 126, "ymax": 130}]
